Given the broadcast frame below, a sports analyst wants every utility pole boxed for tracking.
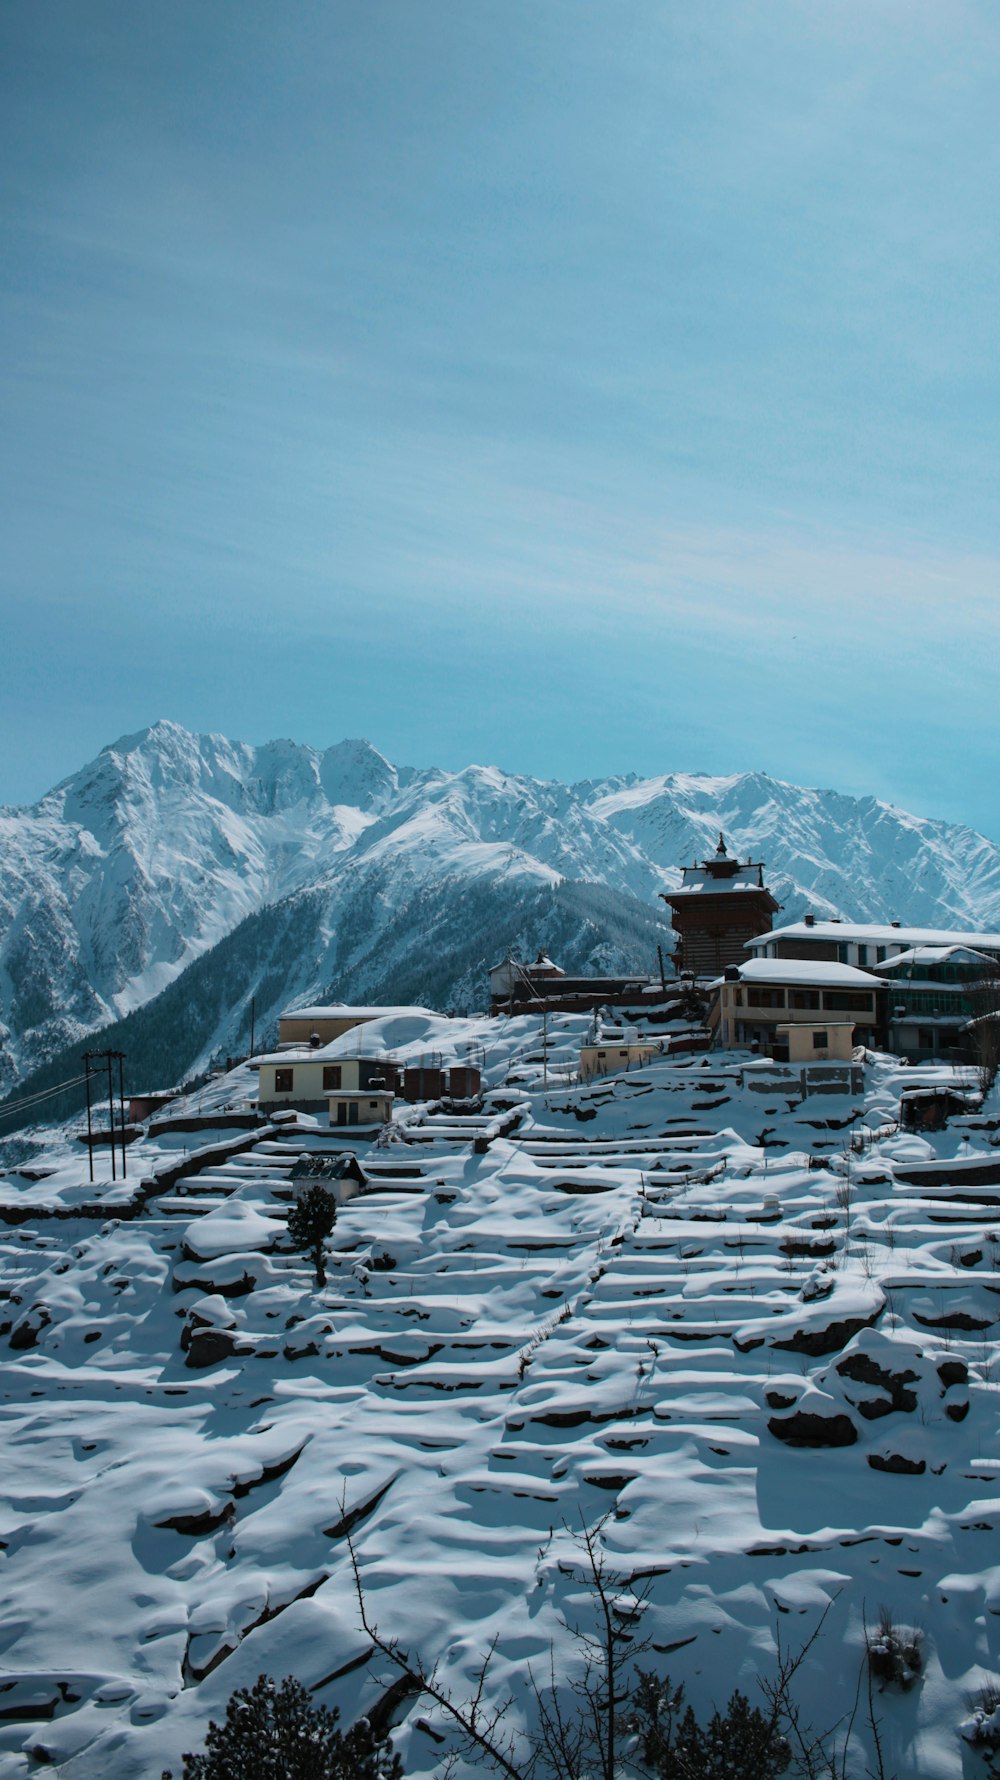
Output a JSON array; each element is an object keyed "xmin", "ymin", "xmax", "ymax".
[
  {"xmin": 81, "ymin": 1048, "xmax": 127, "ymax": 1182},
  {"xmin": 82, "ymin": 1053, "xmax": 95, "ymax": 1184},
  {"xmin": 105, "ymin": 1052, "xmax": 117, "ymax": 1181},
  {"xmin": 657, "ymin": 944, "xmax": 667, "ymax": 992},
  {"xmin": 117, "ymin": 1051, "xmax": 127, "ymax": 1179},
  {"xmin": 250, "ymin": 996, "xmax": 256, "ymax": 1058}
]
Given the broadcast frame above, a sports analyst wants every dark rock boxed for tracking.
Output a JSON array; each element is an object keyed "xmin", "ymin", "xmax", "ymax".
[
  {"xmin": 937, "ymin": 1358, "xmax": 969, "ymax": 1388},
  {"xmin": 769, "ymin": 1411, "xmax": 858, "ymax": 1448},
  {"xmin": 9, "ymin": 1307, "xmax": 50, "ymax": 1350},
  {"xmin": 773, "ymin": 1312, "xmax": 880, "ymax": 1357},
  {"xmin": 868, "ymin": 1451, "xmax": 926, "ymax": 1475},
  {"xmin": 184, "ymin": 1328, "xmax": 240, "ymax": 1369},
  {"xmin": 765, "ymin": 1390, "xmax": 798, "ymax": 1410},
  {"xmin": 173, "ymin": 1269, "xmax": 257, "ymax": 1299},
  {"xmin": 156, "ymin": 1500, "xmax": 235, "ymax": 1535},
  {"xmin": 856, "ymin": 1396, "xmax": 896, "ymax": 1421},
  {"xmin": 945, "ymin": 1398, "xmax": 970, "ymax": 1422},
  {"xmin": 913, "ymin": 1309, "xmax": 994, "ymax": 1332},
  {"xmin": 837, "ymin": 1350, "xmax": 919, "ymax": 1415}
]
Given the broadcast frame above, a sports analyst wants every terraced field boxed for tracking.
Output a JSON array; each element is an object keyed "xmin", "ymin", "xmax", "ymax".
[{"xmin": 1, "ymin": 1021, "xmax": 999, "ymax": 1777}]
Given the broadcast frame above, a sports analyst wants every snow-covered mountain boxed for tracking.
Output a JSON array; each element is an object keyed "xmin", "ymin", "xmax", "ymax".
[{"xmin": 3, "ymin": 718, "xmax": 1000, "ymax": 1095}]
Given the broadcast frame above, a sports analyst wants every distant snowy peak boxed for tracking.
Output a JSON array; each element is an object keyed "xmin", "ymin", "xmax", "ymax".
[
  {"xmin": 318, "ymin": 738, "xmax": 399, "ymax": 811},
  {"xmin": 3, "ymin": 719, "xmax": 1000, "ymax": 1095}
]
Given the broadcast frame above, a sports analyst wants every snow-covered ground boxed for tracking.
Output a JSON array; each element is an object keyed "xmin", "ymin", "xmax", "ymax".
[{"xmin": 1, "ymin": 1012, "xmax": 999, "ymax": 1777}]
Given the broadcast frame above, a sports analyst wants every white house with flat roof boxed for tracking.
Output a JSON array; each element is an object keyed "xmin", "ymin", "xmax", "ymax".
[
  {"xmin": 746, "ymin": 919, "xmax": 1000, "ymax": 973},
  {"xmin": 254, "ymin": 1047, "xmax": 397, "ymax": 1113}
]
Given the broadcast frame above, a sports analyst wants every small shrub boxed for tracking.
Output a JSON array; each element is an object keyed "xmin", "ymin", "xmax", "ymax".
[
  {"xmin": 961, "ymin": 1677, "xmax": 1000, "ymax": 1751},
  {"xmin": 369, "ymin": 1250, "xmax": 397, "ymax": 1272},
  {"xmin": 866, "ymin": 1606, "xmax": 923, "ymax": 1691}
]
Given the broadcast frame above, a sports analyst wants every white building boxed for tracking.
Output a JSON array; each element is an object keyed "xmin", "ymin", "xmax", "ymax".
[{"xmin": 746, "ymin": 918, "xmax": 1000, "ymax": 972}]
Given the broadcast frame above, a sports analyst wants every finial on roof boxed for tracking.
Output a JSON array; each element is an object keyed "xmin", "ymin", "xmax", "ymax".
[{"xmin": 715, "ymin": 832, "xmax": 727, "ymax": 857}]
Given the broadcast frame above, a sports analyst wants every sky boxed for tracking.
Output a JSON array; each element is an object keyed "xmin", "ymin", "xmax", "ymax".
[{"xmin": 2, "ymin": 1, "xmax": 1000, "ymax": 833}]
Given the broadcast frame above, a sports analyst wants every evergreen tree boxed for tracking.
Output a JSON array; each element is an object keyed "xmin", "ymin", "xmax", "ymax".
[
  {"xmin": 163, "ymin": 1672, "xmax": 402, "ymax": 1780},
  {"xmin": 629, "ymin": 1671, "xmax": 790, "ymax": 1779},
  {"xmin": 287, "ymin": 1183, "xmax": 337, "ymax": 1285}
]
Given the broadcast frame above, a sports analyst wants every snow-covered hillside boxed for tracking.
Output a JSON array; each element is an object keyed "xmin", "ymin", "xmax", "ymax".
[
  {"xmin": 1, "ymin": 1021, "xmax": 999, "ymax": 1778},
  {"xmin": 3, "ymin": 719, "xmax": 1000, "ymax": 1093}
]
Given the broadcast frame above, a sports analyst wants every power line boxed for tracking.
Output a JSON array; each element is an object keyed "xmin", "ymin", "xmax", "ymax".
[{"xmin": 0, "ymin": 1072, "xmax": 92, "ymax": 1121}]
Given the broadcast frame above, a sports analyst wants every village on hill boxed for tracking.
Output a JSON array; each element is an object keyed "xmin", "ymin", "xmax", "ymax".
[{"xmin": 3, "ymin": 837, "xmax": 1000, "ymax": 1777}]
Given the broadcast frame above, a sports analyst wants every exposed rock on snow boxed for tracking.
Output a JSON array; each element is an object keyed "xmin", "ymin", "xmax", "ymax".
[{"xmin": 1, "ymin": 1028, "xmax": 1000, "ymax": 1778}]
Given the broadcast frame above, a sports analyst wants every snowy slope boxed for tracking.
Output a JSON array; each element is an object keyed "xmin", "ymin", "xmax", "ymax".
[
  {"xmin": 0, "ymin": 1025, "xmax": 999, "ymax": 1778},
  {"xmin": 3, "ymin": 720, "xmax": 1000, "ymax": 1092}
]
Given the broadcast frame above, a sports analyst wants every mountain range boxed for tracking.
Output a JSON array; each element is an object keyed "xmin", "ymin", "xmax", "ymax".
[{"xmin": 2, "ymin": 718, "xmax": 1000, "ymax": 1112}]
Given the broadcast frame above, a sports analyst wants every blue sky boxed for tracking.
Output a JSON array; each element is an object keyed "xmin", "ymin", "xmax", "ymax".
[{"xmin": 2, "ymin": 1, "xmax": 999, "ymax": 832}]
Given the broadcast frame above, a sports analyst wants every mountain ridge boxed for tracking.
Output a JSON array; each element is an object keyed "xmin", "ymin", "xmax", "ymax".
[{"xmin": 2, "ymin": 718, "xmax": 1000, "ymax": 1096}]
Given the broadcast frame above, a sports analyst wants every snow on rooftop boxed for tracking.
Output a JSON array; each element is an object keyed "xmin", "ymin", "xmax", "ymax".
[
  {"xmin": 879, "ymin": 944, "xmax": 995, "ymax": 970},
  {"xmin": 665, "ymin": 868, "xmax": 767, "ymax": 897},
  {"xmin": 256, "ymin": 1010, "xmax": 488, "ymax": 1068},
  {"xmin": 280, "ymin": 1004, "xmax": 434, "ymax": 1022},
  {"xmin": 748, "ymin": 920, "xmax": 1000, "ymax": 951},
  {"xmin": 725, "ymin": 958, "xmax": 884, "ymax": 988}
]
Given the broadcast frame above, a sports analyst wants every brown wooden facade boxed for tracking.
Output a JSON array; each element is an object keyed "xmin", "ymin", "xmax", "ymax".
[{"xmin": 661, "ymin": 835, "xmax": 779, "ymax": 976}]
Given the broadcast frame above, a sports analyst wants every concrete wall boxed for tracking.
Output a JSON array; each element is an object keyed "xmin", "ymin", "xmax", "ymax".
[
  {"xmin": 778, "ymin": 1022, "xmax": 855, "ymax": 1063},
  {"xmin": 259, "ymin": 1057, "xmax": 370, "ymax": 1107},
  {"xmin": 328, "ymin": 1092, "xmax": 394, "ymax": 1127},
  {"xmin": 278, "ymin": 1013, "xmax": 373, "ymax": 1045},
  {"xmin": 579, "ymin": 1042, "xmax": 660, "ymax": 1082}
]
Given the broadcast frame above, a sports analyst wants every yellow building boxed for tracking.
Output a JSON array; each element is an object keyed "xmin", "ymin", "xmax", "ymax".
[
  {"xmin": 579, "ymin": 1039, "xmax": 661, "ymax": 1082},
  {"xmin": 277, "ymin": 1004, "xmax": 428, "ymax": 1047},
  {"xmin": 774, "ymin": 1021, "xmax": 856, "ymax": 1064}
]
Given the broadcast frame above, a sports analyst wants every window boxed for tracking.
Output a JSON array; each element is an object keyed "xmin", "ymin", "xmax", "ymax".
[
  {"xmin": 857, "ymin": 945, "xmax": 869, "ymax": 967},
  {"xmin": 876, "ymin": 946, "xmax": 886, "ymax": 963},
  {"xmin": 274, "ymin": 1068, "xmax": 293, "ymax": 1093},
  {"xmin": 822, "ymin": 991, "xmax": 872, "ymax": 1012},
  {"xmin": 748, "ymin": 987, "xmax": 786, "ymax": 1007},
  {"xmin": 323, "ymin": 1065, "xmax": 342, "ymax": 1090},
  {"xmin": 812, "ymin": 1030, "xmax": 829, "ymax": 1049},
  {"xmin": 790, "ymin": 990, "xmax": 820, "ymax": 1010}
]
